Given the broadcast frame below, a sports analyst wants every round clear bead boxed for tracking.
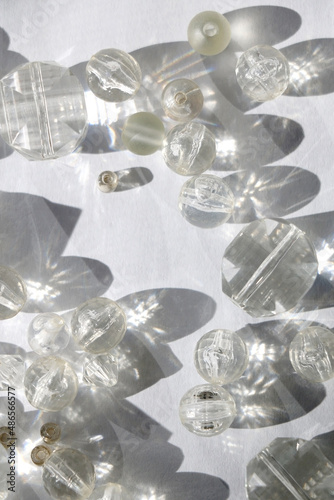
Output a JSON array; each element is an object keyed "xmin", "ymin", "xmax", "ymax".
[
  {"xmin": 97, "ymin": 171, "xmax": 118, "ymax": 193},
  {"xmin": 187, "ymin": 11, "xmax": 231, "ymax": 56},
  {"xmin": 42, "ymin": 448, "xmax": 95, "ymax": 500},
  {"xmin": 28, "ymin": 313, "xmax": 70, "ymax": 356},
  {"xmin": 86, "ymin": 48, "xmax": 141, "ymax": 102},
  {"xmin": 24, "ymin": 356, "xmax": 78, "ymax": 411},
  {"xmin": 71, "ymin": 297, "xmax": 127, "ymax": 354},
  {"xmin": 179, "ymin": 384, "xmax": 236, "ymax": 436},
  {"xmin": 0, "ymin": 266, "xmax": 27, "ymax": 320},
  {"xmin": 222, "ymin": 218, "xmax": 318, "ymax": 317},
  {"xmin": 194, "ymin": 329, "xmax": 249, "ymax": 384},
  {"xmin": 162, "ymin": 122, "xmax": 216, "ymax": 176},
  {"xmin": 236, "ymin": 45, "xmax": 290, "ymax": 101},
  {"xmin": 178, "ymin": 174, "xmax": 234, "ymax": 227},
  {"xmin": 161, "ymin": 78, "xmax": 203, "ymax": 122},
  {"xmin": 289, "ymin": 326, "xmax": 334, "ymax": 382},
  {"xmin": 122, "ymin": 112, "xmax": 165, "ymax": 155},
  {"xmin": 0, "ymin": 62, "xmax": 87, "ymax": 160}
]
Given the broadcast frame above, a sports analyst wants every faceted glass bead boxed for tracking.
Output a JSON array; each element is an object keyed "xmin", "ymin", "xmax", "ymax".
[
  {"xmin": 162, "ymin": 122, "xmax": 216, "ymax": 176},
  {"xmin": 247, "ymin": 437, "xmax": 334, "ymax": 500},
  {"xmin": 0, "ymin": 266, "xmax": 27, "ymax": 319},
  {"xmin": 24, "ymin": 356, "xmax": 78, "ymax": 411},
  {"xmin": 86, "ymin": 48, "xmax": 141, "ymax": 102},
  {"xmin": 89, "ymin": 482, "xmax": 131, "ymax": 500},
  {"xmin": 187, "ymin": 11, "xmax": 231, "ymax": 56},
  {"xmin": 97, "ymin": 170, "xmax": 118, "ymax": 193},
  {"xmin": 178, "ymin": 174, "xmax": 234, "ymax": 227},
  {"xmin": 122, "ymin": 112, "xmax": 165, "ymax": 155},
  {"xmin": 0, "ymin": 61, "xmax": 88, "ymax": 160},
  {"xmin": 222, "ymin": 219, "xmax": 318, "ymax": 317},
  {"xmin": 31, "ymin": 445, "xmax": 51, "ymax": 466},
  {"xmin": 179, "ymin": 384, "xmax": 236, "ymax": 437},
  {"xmin": 194, "ymin": 330, "xmax": 249, "ymax": 384},
  {"xmin": 236, "ymin": 45, "xmax": 290, "ymax": 101},
  {"xmin": 161, "ymin": 78, "xmax": 203, "ymax": 122},
  {"xmin": 83, "ymin": 352, "xmax": 118, "ymax": 387},
  {"xmin": 0, "ymin": 355, "xmax": 25, "ymax": 390},
  {"xmin": 71, "ymin": 297, "xmax": 127, "ymax": 354},
  {"xmin": 42, "ymin": 448, "xmax": 95, "ymax": 500},
  {"xmin": 28, "ymin": 313, "xmax": 70, "ymax": 356},
  {"xmin": 289, "ymin": 326, "xmax": 334, "ymax": 382},
  {"xmin": 40, "ymin": 423, "xmax": 61, "ymax": 444}
]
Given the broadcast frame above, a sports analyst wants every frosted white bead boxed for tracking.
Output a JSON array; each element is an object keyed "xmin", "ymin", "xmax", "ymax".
[{"xmin": 187, "ymin": 11, "xmax": 231, "ymax": 56}]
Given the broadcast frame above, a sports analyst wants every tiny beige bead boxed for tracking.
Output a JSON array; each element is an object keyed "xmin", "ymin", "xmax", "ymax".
[
  {"xmin": 31, "ymin": 445, "xmax": 51, "ymax": 466},
  {"xmin": 40, "ymin": 423, "xmax": 61, "ymax": 444}
]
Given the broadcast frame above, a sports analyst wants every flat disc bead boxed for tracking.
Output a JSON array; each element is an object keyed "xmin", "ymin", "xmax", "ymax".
[
  {"xmin": 86, "ymin": 48, "xmax": 141, "ymax": 102},
  {"xmin": 71, "ymin": 297, "xmax": 127, "ymax": 354},
  {"xmin": 179, "ymin": 384, "xmax": 236, "ymax": 436},
  {"xmin": 187, "ymin": 11, "xmax": 231, "ymax": 56},
  {"xmin": 194, "ymin": 329, "xmax": 249, "ymax": 384},
  {"xmin": 0, "ymin": 266, "xmax": 27, "ymax": 319},
  {"xmin": 161, "ymin": 79, "xmax": 203, "ymax": 122},
  {"xmin": 289, "ymin": 326, "xmax": 334, "ymax": 382},
  {"xmin": 162, "ymin": 122, "xmax": 216, "ymax": 176},
  {"xmin": 178, "ymin": 174, "xmax": 234, "ymax": 227},
  {"xmin": 122, "ymin": 112, "xmax": 165, "ymax": 155},
  {"xmin": 236, "ymin": 45, "xmax": 290, "ymax": 101}
]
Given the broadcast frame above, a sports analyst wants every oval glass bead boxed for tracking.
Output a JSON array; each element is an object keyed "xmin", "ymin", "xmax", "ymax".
[
  {"xmin": 236, "ymin": 45, "xmax": 290, "ymax": 101},
  {"xmin": 161, "ymin": 78, "xmax": 203, "ymax": 122},
  {"xmin": 86, "ymin": 48, "xmax": 141, "ymax": 102},
  {"xmin": 187, "ymin": 11, "xmax": 231, "ymax": 56}
]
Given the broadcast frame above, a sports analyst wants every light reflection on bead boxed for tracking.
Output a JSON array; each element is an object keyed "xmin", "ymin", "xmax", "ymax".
[
  {"xmin": 28, "ymin": 313, "xmax": 70, "ymax": 356},
  {"xmin": 187, "ymin": 11, "xmax": 231, "ymax": 56},
  {"xmin": 0, "ymin": 266, "xmax": 27, "ymax": 320},
  {"xmin": 97, "ymin": 171, "xmax": 119, "ymax": 193},
  {"xmin": 161, "ymin": 79, "xmax": 203, "ymax": 122}
]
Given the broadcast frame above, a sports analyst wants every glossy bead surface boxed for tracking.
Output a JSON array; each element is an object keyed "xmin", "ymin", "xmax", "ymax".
[
  {"xmin": 31, "ymin": 445, "xmax": 51, "ymax": 466},
  {"xmin": 28, "ymin": 313, "xmax": 70, "ymax": 356},
  {"xmin": 97, "ymin": 170, "xmax": 118, "ymax": 193},
  {"xmin": 86, "ymin": 48, "xmax": 141, "ymax": 102},
  {"xmin": 122, "ymin": 112, "xmax": 165, "ymax": 155},
  {"xmin": 178, "ymin": 174, "xmax": 234, "ymax": 227},
  {"xmin": 40, "ymin": 423, "xmax": 61, "ymax": 444},
  {"xmin": 187, "ymin": 11, "xmax": 231, "ymax": 56},
  {"xmin": 24, "ymin": 356, "xmax": 78, "ymax": 411},
  {"xmin": 71, "ymin": 297, "xmax": 127, "ymax": 354},
  {"xmin": 89, "ymin": 483, "xmax": 131, "ymax": 500},
  {"xmin": 289, "ymin": 326, "xmax": 334, "ymax": 382},
  {"xmin": 222, "ymin": 218, "xmax": 318, "ymax": 317},
  {"xmin": 0, "ymin": 355, "xmax": 25, "ymax": 390},
  {"xmin": 247, "ymin": 438, "xmax": 334, "ymax": 500},
  {"xmin": 162, "ymin": 122, "xmax": 216, "ymax": 176},
  {"xmin": 0, "ymin": 62, "xmax": 87, "ymax": 160},
  {"xmin": 236, "ymin": 45, "xmax": 290, "ymax": 101},
  {"xmin": 179, "ymin": 384, "xmax": 236, "ymax": 436},
  {"xmin": 194, "ymin": 330, "xmax": 249, "ymax": 384},
  {"xmin": 83, "ymin": 352, "xmax": 118, "ymax": 387},
  {"xmin": 42, "ymin": 448, "xmax": 95, "ymax": 500},
  {"xmin": 161, "ymin": 78, "xmax": 203, "ymax": 122},
  {"xmin": 0, "ymin": 266, "xmax": 27, "ymax": 319}
]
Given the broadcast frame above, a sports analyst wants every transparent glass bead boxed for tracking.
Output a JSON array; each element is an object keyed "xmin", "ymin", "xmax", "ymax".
[
  {"xmin": 40, "ymin": 423, "xmax": 61, "ymax": 444},
  {"xmin": 289, "ymin": 326, "xmax": 334, "ymax": 383},
  {"xmin": 83, "ymin": 352, "xmax": 118, "ymax": 388},
  {"xmin": 194, "ymin": 330, "xmax": 249, "ymax": 384},
  {"xmin": 179, "ymin": 384, "xmax": 236, "ymax": 437},
  {"xmin": 162, "ymin": 122, "xmax": 216, "ymax": 176},
  {"xmin": 42, "ymin": 448, "xmax": 95, "ymax": 500},
  {"xmin": 0, "ymin": 266, "xmax": 27, "ymax": 320},
  {"xmin": 187, "ymin": 11, "xmax": 231, "ymax": 56},
  {"xmin": 247, "ymin": 437, "xmax": 334, "ymax": 500},
  {"xmin": 28, "ymin": 313, "xmax": 70, "ymax": 356},
  {"xmin": 122, "ymin": 112, "xmax": 165, "ymax": 155},
  {"xmin": 236, "ymin": 45, "xmax": 290, "ymax": 101},
  {"xmin": 31, "ymin": 445, "xmax": 51, "ymax": 466},
  {"xmin": 161, "ymin": 78, "xmax": 203, "ymax": 122},
  {"xmin": 86, "ymin": 48, "xmax": 141, "ymax": 102},
  {"xmin": 71, "ymin": 297, "xmax": 127, "ymax": 354},
  {"xmin": 89, "ymin": 482, "xmax": 131, "ymax": 500},
  {"xmin": 178, "ymin": 174, "xmax": 234, "ymax": 227},
  {"xmin": 0, "ymin": 61, "xmax": 88, "ymax": 160},
  {"xmin": 0, "ymin": 355, "xmax": 25, "ymax": 390},
  {"xmin": 24, "ymin": 356, "xmax": 78, "ymax": 411},
  {"xmin": 97, "ymin": 170, "xmax": 118, "ymax": 193},
  {"xmin": 222, "ymin": 218, "xmax": 318, "ymax": 317}
]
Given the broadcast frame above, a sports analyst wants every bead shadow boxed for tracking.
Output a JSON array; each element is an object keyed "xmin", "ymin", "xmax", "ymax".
[
  {"xmin": 313, "ymin": 430, "xmax": 334, "ymax": 463},
  {"xmin": 223, "ymin": 166, "xmax": 320, "ymax": 223},
  {"xmin": 0, "ymin": 192, "xmax": 113, "ymax": 313},
  {"xmin": 114, "ymin": 167, "xmax": 153, "ymax": 192},
  {"xmin": 226, "ymin": 319, "xmax": 326, "ymax": 429}
]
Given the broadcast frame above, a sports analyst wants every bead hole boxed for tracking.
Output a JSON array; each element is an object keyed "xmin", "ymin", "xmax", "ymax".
[
  {"xmin": 203, "ymin": 22, "xmax": 218, "ymax": 37},
  {"xmin": 175, "ymin": 92, "xmax": 187, "ymax": 106}
]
